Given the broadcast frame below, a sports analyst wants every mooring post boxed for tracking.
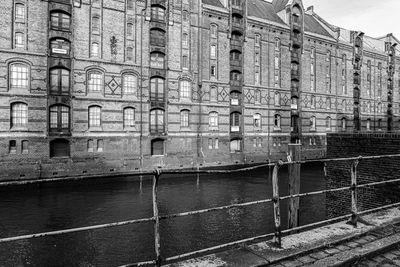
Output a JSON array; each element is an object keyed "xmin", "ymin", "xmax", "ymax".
[
  {"xmin": 288, "ymin": 144, "xmax": 301, "ymax": 230},
  {"xmin": 152, "ymin": 170, "xmax": 162, "ymax": 266},
  {"xmin": 349, "ymin": 157, "xmax": 360, "ymax": 227},
  {"xmin": 196, "ymin": 164, "xmax": 200, "ymax": 186},
  {"xmin": 272, "ymin": 163, "xmax": 282, "ymax": 248},
  {"xmin": 139, "ymin": 175, "xmax": 143, "ymax": 193}
]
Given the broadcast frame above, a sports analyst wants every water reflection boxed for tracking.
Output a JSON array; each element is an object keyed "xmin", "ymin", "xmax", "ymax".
[{"xmin": 0, "ymin": 163, "xmax": 325, "ymax": 266}]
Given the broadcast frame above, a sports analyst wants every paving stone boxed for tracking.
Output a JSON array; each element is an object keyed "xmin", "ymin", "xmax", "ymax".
[
  {"xmin": 356, "ymin": 237, "xmax": 371, "ymax": 245},
  {"xmin": 391, "ymin": 249, "xmax": 400, "ymax": 256},
  {"xmin": 309, "ymin": 251, "xmax": 329, "ymax": 260},
  {"xmin": 336, "ymin": 245, "xmax": 351, "ymax": 251},
  {"xmin": 296, "ymin": 256, "xmax": 315, "ymax": 264},
  {"xmin": 363, "ymin": 235, "xmax": 378, "ymax": 241},
  {"xmin": 324, "ymin": 247, "xmax": 342, "ymax": 255},
  {"xmin": 382, "ymin": 252, "xmax": 399, "ymax": 260},
  {"xmin": 280, "ymin": 260, "xmax": 303, "ymax": 267},
  {"xmin": 347, "ymin": 241, "xmax": 360, "ymax": 248}
]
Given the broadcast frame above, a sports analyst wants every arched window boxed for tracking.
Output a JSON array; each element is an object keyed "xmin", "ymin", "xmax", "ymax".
[
  {"xmin": 232, "ymin": 14, "xmax": 243, "ymax": 25},
  {"xmin": 230, "ymin": 139, "xmax": 241, "ymax": 152},
  {"xmin": 123, "ymin": 107, "xmax": 135, "ymax": 128},
  {"xmin": 341, "ymin": 118, "xmax": 347, "ymax": 131},
  {"xmin": 326, "ymin": 117, "xmax": 331, "ymax": 130},
  {"xmin": 180, "ymin": 109, "xmax": 189, "ymax": 128},
  {"xmin": 230, "ymin": 112, "xmax": 241, "ymax": 127},
  {"xmin": 311, "ymin": 95, "xmax": 316, "ymax": 109},
  {"xmin": 210, "ymin": 86, "xmax": 218, "ymax": 102},
  {"xmin": 230, "ymin": 70, "xmax": 241, "ymax": 81},
  {"xmin": 150, "ymin": 52, "xmax": 165, "ymax": 68},
  {"xmin": 150, "ymin": 109, "xmax": 165, "ymax": 133},
  {"xmin": 274, "ymin": 114, "xmax": 281, "ymax": 129},
  {"xmin": 11, "ymin": 102, "xmax": 28, "ymax": 128},
  {"xmin": 210, "ymin": 44, "xmax": 217, "ymax": 59},
  {"xmin": 91, "ymin": 42, "xmax": 99, "ymax": 57},
  {"xmin": 10, "ymin": 63, "xmax": 29, "ymax": 89},
  {"xmin": 377, "ymin": 102, "xmax": 382, "ymax": 113},
  {"xmin": 151, "ymin": 5, "xmax": 165, "ymax": 21},
  {"xmin": 151, "ymin": 138, "xmax": 164, "ymax": 156},
  {"xmin": 326, "ymin": 97, "xmax": 331, "ymax": 110},
  {"xmin": 310, "ymin": 116, "xmax": 316, "ymax": 130},
  {"xmin": 254, "ymin": 113, "xmax": 261, "ymax": 128},
  {"xmin": 210, "ymin": 24, "xmax": 218, "ymax": 38},
  {"xmin": 126, "ymin": 47, "xmax": 133, "ymax": 61},
  {"xmin": 14, "ymin": 32, "xmax": 24, "ymax": 49},
  {"xmin": 87, "ymin": 70, "xmax": 103, "ymax": 93},
  {"xmin": 49, "ymin": 105, "xmax": 70, "ymax": 131},
  {"xmin": 22, "ymin": 140, "xmax": 29, "ymax": 154},
  {"xmin": 180, "ymin": 80, "xmax": 191, "ymax": 99},
  {"xmin": 50, "ymin": 38, "xmax": 70, "ymax": 55},
  {"xmin": 182, "ymin": 10, "xmax": 189, "ymax": 21},
  {"xmin": 150, "ymin": 28, "xmax": 166, "ymax": 47},
  {"xmin": 50, "ymin": 11, "xmax": 71, "ymax": 30},
  {"xmin": 230, "ymin": 50, "xmax": 241, "ymax": 61},
  {"xmin": 87, "ymin": 139, "xmax": 94, "ymax": 152},
  {"xmin": 127, "ymin": 23, "xmax": 134, "ymax": 37},
  {"xmin": 150, "ymin": 77, "xmax": 165, "ymax": 101},
  {"xmin": 50, "ymin": 139, "xmax": 70, "ymax": 158},
  {"xmin": 231, "ymin": 31, "xmax": 242, "ymax": 40},
  {"xmin": 342, "ymin": 99, "xmax": 347, "ymax": 112},
  {"xmin": 92, "ymin": 16, "xmax": 100, "ymax": 34},
  {"xmin": 232, "ymin": 0, "xmax": 241, "ymax": 8},
  {"xmin": 9, "ymin": 140, "xmax": 17, "ymax": 154},
  {"xmin": 209, "ymin": 112, "xmax": 218, "ymax": 128},
  {"xmin": 122, "ymin": 74, "xmax": 137, "ymax": 95},
  {"xmin": 15, "ymin": 3, "xmax": 25, "ymax": 21},
  {"xmin": 182, "ymin": 33, "xmax": 188, "ymax": 47},
  {"xmin": 274, "ymin": 92, "xmax": 281, "ymax": 107},
  {"xmin": 88, "ymin": 106, "xmax": 101, "ymax": 127},
  {"xmin": 50, "ymin": 68, "xmax": 70, "ymax": 94}
]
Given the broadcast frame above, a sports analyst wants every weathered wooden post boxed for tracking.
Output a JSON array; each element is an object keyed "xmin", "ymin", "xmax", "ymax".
[
  {"xmin": 288, "ymin": 144, "xmax": 301, "ymax": 230},
  {"xmin": 272, "ymin": 163, "xmax": 282, "ymax": 248},
  {"xmin": 349, "ymin": 158, "xmax": 360, "ymax": 227},
  {"xmin": 139, "ymin": 175, "xmax": 143, "ymax": 193},
  {"xmin": 152, "ymin": 170, "xmax": 162, "ymax": 266}
]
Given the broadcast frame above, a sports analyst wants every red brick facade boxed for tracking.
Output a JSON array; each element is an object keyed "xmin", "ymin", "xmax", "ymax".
[{"xmin": 0, "ymin": 0, "xmax": 399, "ymax": 181}]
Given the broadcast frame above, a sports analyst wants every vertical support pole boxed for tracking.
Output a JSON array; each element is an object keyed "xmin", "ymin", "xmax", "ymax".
[
  {"xmin": 196, "ymin": 164, "xmax": 200, "ymax": 187},
  {"xmin": 272, "ymin": 163, "xmax": 282, "ymax": 248},
  {"xmin": 139, "ymin": 175, "xmax": 143, "ymax": 193},
  {"xmin": 152, "ymin": 170, "xmax": 162, "ymax": 266},
  {"xmin": 288, "ymin": 144, "xmax": 301, "ymax": 230},
  {"xmin": 349, "ymin": 158, "xmax": 360, "ymax": 227}
]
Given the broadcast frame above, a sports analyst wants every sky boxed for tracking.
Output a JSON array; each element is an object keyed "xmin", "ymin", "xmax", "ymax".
[{"xmin": 301, "ymin": 0, "xmax": 400, "ymax": 39}]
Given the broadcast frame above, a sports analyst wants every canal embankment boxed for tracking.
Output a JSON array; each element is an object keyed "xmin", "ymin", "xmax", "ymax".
[{"xmin": 168, "ymin": 207, "xmax": 400, "ymax": 267}]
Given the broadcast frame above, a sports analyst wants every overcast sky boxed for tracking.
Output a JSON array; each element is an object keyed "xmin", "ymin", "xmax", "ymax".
[{"xmin": 301, "ymin": 0, "xmax": 400, "ymax": 39}]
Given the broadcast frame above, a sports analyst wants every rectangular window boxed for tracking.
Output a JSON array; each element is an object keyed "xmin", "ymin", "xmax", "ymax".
[
  {"xmin": 97, "ymin": 139, "xmax": 104, "ymax": 152},
  {"xmin": 88, "ymin": 72, "xmax": 103, "ymax": 92},
  {"xmin": 15, "ymin": 4, "xmax": 25, "ymax": 21},
  {"xmin": 21, "ymin": 140, "xmax": 28, "ymax": 154},
  {"xmin": 210, "ymin": 45, "xmax": 216, "ymax": 59},
  {"xmin": 10, "ymin": 64, "xmax": 29, "ymax": 88},
  {"xmin": 208, "ymin": 138, "xmax": 213, "ymax": 149},
  {"xmin": 89, "ymin": 106, "xmax": 101, "ymax": 127},
  {"xmin": 92, "ymin": 17, "xmax": 100, "ymax": 34},
  {"xmin": 180, "ymin": 110, "xmax": 189, "ymax": 128},
  {"xmin": 214, "ymin": 138, "xmax": 219, "ymax": 149},
  {"xmin": 182, "ymin": 55, "xmax": 188, "ymax": 69},
  {"xmin": 210, "ymin": 65, "xmax": 216, "ymax": 77},
  {"xmin": 15, "ymin": 32, "xmax": 24, "ymax": 49},
  {"xmin": 9, "ymin": 140, "xmax": 17, "ymax": 154},
  {"xmin": 88, "ymin": 139, "xmax": 94, "ymax": 152}
]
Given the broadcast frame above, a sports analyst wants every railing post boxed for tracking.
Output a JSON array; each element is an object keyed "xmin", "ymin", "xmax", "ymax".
[
  {"xmin": 153, "ymin": 170, "xmax": 162, "ymax": 266},
  {"xmin": 272, "ymin": 162, "xmax": 282, "ymax": 248},
  {"xmin": 288, "ymin": 144, "xmax": 301, "ymax": 230},
  {"xmin": 348, "ymin": 157, "xmax": 360, "ymax": 227}
]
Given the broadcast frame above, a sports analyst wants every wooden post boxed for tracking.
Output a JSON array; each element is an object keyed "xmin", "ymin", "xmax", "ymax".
[
  {"xmin": 196, "ymin": 164, "xmax": 200, "ymax": 187},
  {"xmin": 348, "ymin": 159, "xmax": 359, "ymax": 227},
  {"xmin": 139, "ymin": 175, "xmax": 143, "ymax": 193},
  {"xmin": 288, "ymin": 144, "xmax": 301, "ymax": 230},
  {"xmin": 152, "ymin": 170, "xmax": 162, "ymax": 266},
  {"xmin": 272, "ymin": 163, "xmax": 282, "ymax": 248}
]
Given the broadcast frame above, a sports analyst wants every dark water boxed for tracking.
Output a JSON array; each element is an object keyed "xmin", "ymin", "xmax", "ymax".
[{"xmin": 0, "ymin": 163, "xmax": 325, "ymax": 267}]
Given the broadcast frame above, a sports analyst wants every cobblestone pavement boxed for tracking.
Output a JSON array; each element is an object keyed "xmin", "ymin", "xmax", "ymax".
[
  {"xmin": 352, "ymin": 244, "xmax": 400, "ymax": 267},
  {"xmin": 270, "ymin": 222, "xmax": 400, "ymax": 267}
]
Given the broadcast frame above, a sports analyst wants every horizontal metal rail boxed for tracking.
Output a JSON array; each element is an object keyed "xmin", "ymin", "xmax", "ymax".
[{"xmin": 1, "ymin": 154, "xmax": 400, "ymax": 267}]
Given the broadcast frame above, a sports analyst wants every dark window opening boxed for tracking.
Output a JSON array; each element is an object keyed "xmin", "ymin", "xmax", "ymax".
[{"xmin": 50, "ymin": 139, "xmax": 70, "ymax": 158}]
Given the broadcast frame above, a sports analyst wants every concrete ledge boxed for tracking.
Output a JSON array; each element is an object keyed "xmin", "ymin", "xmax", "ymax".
[{"xmin": 167, "ymin": 208, "xmax": 400, "ymax": 267}]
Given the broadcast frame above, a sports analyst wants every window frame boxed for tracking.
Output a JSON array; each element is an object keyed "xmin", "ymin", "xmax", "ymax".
[
  {"xmin": 11, "ymin": 102, "xmax": 28, "ymax": 129},
  {"xmin": 49, "ymin": 105, "xmax": 70, "ymax": 132},
  {"xmin": 50, "ymin": 11, "xmax": 71, "ymax": 31},
  {"xmin": 180, "ymin": 80, "xmax": 191, "ymax": 100},
  {"xmin": 180, "ymin": 109, "xmax": 190, "ymax": 128},
  {"xmin": 122, "ymin": 73, "xmax": 137, "ymax": 95},
  {"xmin": 49, "ymin": 67, "xmax": 70, "ymax": 95},
  {"xmin": 9, "ymin": 63, "xmax": 29, "ymax": 89},
  {"xmin": 123, "ymin": 107, "xmax": 135, "ymax": 128},
  {"xmin": 87, "ymin": 70, "xmax": 104, "ymax": 93},
  {"xmin": 88, "ymin": 105, "xmax": 102, "ymax": 128}
]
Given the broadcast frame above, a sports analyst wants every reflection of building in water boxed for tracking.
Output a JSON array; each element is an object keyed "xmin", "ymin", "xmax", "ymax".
[{"xmin": 0, "ymin": 0, "xmax": 399, "ymax": 178}]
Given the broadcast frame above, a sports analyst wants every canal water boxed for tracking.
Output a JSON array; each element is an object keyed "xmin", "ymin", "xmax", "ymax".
[{"xmin": 0, "ymin": 163, "xmax": 325, "ymax": 267}]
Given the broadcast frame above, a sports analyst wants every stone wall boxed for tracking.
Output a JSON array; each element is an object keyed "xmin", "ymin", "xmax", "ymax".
[{"xmin": 326, "ymin": 133, "xmax": 400, "ymax": 219}]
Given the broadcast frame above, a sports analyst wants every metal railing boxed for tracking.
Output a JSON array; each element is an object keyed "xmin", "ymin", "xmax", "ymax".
[{"xmin": 1, "ymin": 154, "xmax": 400, "ymax": 266}]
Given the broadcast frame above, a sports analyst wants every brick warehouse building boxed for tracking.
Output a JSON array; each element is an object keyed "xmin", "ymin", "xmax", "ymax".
[{"xmin": 0, "ymin": 0, "xmax": 399, "ymax": 180}]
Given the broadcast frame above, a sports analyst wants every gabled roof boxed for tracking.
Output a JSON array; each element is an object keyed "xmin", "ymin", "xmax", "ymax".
[
  {"xmin": 271, "ymin": 0, "xmax": 289, "ymax": 12},
  {"xmin": 248, "ymin": 0, "xmax": 286, "ymax": 25},
  {"xmin": 304, "ymin": 14, "xmax": 333, "ymax": 38},
  {"xmin": 202, "ymin": 0, "xmax": 224, "ymax": 8}
]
